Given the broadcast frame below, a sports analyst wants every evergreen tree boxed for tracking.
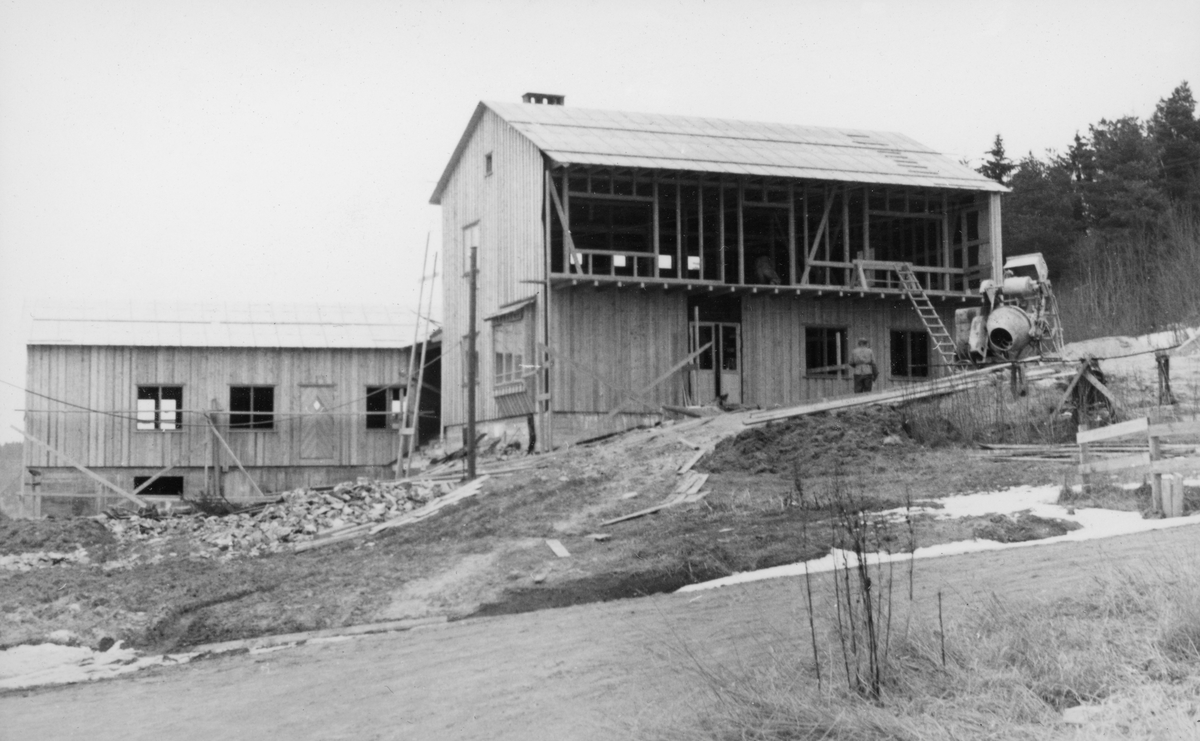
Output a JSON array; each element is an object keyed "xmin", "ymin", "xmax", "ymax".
[
  {"xmin": 1149, "ymin": 82, "xmax": 1200, "ymax": 203},
  {"xmin": 1083, "ymin": 116, "xmax": 1168, "ymax": 230},
  {"xmin": 977, "ymin": 134, "xmax": 1016, "ymax": 185},
  {"xmin": 1003, "ymin": 153, "xmax": 1081, "ymax": 279}
]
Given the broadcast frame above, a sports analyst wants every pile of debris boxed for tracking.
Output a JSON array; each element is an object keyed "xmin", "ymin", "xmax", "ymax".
[
  {"xmin": 0, "ymin": 547, "xmax": 92, "ymax": 572},
  {"xmin": 104, "ymin": 478, "xmax": 457, "ymax": 558}
]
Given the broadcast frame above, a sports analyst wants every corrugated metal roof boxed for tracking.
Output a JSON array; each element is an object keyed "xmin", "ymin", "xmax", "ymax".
[
  {"xmin": 26, "ymin": 302, "xmax": 420, "ymax": 349},
  {"xmin": 430, "ymin": 101, "xmax": 1007, "ymax": 203}
]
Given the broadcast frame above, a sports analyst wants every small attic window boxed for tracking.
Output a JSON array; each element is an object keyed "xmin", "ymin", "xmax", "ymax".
[{"xmin": 485, "ymin": 153, "xmax": 493, "ymax": 177}]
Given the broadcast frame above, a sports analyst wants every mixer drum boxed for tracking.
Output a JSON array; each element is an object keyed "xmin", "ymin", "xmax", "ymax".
[{"xmin": 986, "ymin": 305, "xmax": 1033, "ymax": 355}]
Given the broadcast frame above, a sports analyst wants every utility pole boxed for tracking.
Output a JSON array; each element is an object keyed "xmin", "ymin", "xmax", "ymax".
[{"xmin": 466, "ymin": 245, "xmax": 478, "ymax": 480}]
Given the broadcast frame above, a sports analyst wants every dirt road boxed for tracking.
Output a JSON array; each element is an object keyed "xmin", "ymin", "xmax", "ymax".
[{"xmin": 5, "ymin": 523, "xmax": 1199, "ymax": 741}]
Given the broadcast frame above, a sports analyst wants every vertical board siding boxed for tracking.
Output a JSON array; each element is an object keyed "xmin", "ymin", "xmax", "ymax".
[
  {"xmin": 440, "ymin": 108, "xmax": 546, "ymax": 429},
  {"xmin": 22, "ymin": 346, "xmax": 412, "ymax": 473},
  {"xmin": 551, "ymin": 289, "xmax": 688, "ymax": 413},
  {"xmin": 741, "ymin": 295, "xmax": 954, "ymax": 406}
]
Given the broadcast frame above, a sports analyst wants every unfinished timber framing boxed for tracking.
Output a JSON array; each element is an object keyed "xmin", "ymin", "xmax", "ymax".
[{"xmin": 549, "ymin": 170, "xmax": 994, "ymax": 300}]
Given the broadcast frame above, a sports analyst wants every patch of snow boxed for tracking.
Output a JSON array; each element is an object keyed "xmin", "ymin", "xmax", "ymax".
[
  {"xmin": 0, "ymin": 642, "xmax": 199, "ymax": 690},
  {"xmin": 679, "ymin": 484, "xmax": 1200, "ymax": 593}
]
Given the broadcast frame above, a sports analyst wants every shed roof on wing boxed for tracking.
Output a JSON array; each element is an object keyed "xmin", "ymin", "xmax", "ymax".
[{"xmin": 430, "ymin": 101, "xmax": 1006, "ymax": 203}]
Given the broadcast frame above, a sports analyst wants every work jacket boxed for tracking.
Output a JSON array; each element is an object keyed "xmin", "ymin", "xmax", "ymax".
[{"xmin": 849, "ymin": 347, "xmax": 876, "ymax": 376}]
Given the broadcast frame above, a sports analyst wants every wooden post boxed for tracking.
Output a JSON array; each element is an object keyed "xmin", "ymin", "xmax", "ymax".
[
  {"xmin": 1150, "ymin": 429, "xmax": 1163, "ymax": 513},
  {"xmin": 737, "ymin": 181, "xmax": 745, "ymax": 284},
  {"xmin": 209, "ymin": 399, "xmax": 222, "ymax": 501},
  {"xmin": 787, "ymin": 182, "xmax": 796, "ymax": 285},
  {"xmin": 691, "ymin": 306, "xmax": 700, "ymax": 406},
  {"xmin": 1156, "ymin": 350, "xmax": 1174, "ymax": 405},
  {"xmin": 697, "ymin": 183, "xmax": 704, "ymax": 279},
  {"xmin": 542, "ymin": 168, "xmax": 553, "ymax": 452},
  {"xmin": 467, "ymin": 245, "xmax": 478, "ymax": 479},
  {"xmin": 941, "ymin": 194, "xmax": 951, "ymax": 292},
  {"xmin": 1078, "ymin": 424, "xmax": 1091, "ymax": 495},
  {"xmin": 1163, "ymin": 474, "xmax": 1184, "ymax": 518},
  {"xmin": 718, "ymin": 183, "xmax": 725, "ymax": 284},
  {"xmin": 675, "ymin": 181, "xmax": 682, "ymax": 279},
  {"xmin": 652, "ymin": 177, "xmax": 660, "ymax": 278},
  {"xmin": 842, "ymin": 187, "xmax": 851, "ymax": 285}
]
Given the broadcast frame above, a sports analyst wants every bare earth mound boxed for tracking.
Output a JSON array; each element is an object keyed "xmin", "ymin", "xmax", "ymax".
[{"xmin": 701, "ymin": 407, "xmax": 913, "ymax": 477}]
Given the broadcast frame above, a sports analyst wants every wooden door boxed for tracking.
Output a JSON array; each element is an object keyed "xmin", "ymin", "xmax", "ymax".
[
  {"xmin": 299, "ymin": 385, "xmax": 337, "ymax": 461},
  {"xmin": 692, "ymin": 324, "xmax": 718, "ymax": 404}
]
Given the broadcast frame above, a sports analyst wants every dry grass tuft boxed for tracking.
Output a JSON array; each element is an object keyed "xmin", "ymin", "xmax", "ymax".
[
  {"xmin": 901, "ymin": 379, "xmax": 1075, "ymax": 448},
  {"xmin": 657, "ymin": 560, "xmax": 1200, "ymax": 740}
]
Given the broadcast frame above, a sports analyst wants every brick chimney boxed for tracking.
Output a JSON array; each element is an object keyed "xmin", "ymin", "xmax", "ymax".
[{"xmin": 522, "ymin": 92, "xmax": 565, "ymax": 106}]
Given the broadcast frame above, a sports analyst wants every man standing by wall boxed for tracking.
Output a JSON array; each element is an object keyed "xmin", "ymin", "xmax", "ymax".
[{"xmin": 849, "ymin": 338, "xmax": 877, "ymax": 393}]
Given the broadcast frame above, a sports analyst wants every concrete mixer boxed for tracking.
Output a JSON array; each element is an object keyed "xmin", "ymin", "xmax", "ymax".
[{"xmin": 954, "ymin": 253, "xmax": 1063, "ymax": 364}]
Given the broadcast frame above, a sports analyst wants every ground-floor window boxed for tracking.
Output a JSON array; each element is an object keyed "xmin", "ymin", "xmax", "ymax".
[
  {"xmin": 133, "ymin": 475, "xmax": 184, "ymax": 496},
  {"xmin": 805, "ymin": 327, "xmax": 847, "ymax": 377},
  {"xmin": 365, "ymin": 386, "xmax": 403, "ymax": 429},
  {"xmin": 229, "ymin": 386, "xmax": 275, "ymax": 430},
  {"xmin": 890, "ymin": 330, "xmax": 930, "ymax": 377},
  {"xmin": 136, "ymin": 386, "xmax": 182, "ymax": 431}
]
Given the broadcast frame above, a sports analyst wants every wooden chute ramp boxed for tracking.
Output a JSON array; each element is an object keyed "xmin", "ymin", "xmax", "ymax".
[{"xmin": 745, "ymin": 363, "xmax": 1067, "ymax": 426}]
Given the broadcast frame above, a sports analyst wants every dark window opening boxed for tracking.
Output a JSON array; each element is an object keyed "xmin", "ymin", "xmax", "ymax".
[
  {"xmin": 366, "ymin": 386, "xmax": 403, "ymax": 429},
  {"xmin": 136, "ymin": 386, "xmax": 182, "ymax": 431},
  {"xmin": 567, "ymin": 198, "xmax": 654, "ymax": 254},
  {"xmin": 687, "ymin": 295, "xmax": 742, "ymax": 324},
  {"xmin": 133, "ymin": 476, "xmax": 184, "ymax": 496},
  {"xmin": 484, "ymin": 152, "xmax": 493, "ymax": 176},
  {"xmin": 806, "ymin": 327, "xmax": 847, "ymax": 377},
  {"xmin": 230, "ymin": 386, "xmax": 274, "ymax": 430},
  {"xmin": 891, "ymin": 330, "xmax": 930, "ymax": 377},
  {"xmin": 743, "ymin": 205, "xmax": 789, "ymax": 285}
]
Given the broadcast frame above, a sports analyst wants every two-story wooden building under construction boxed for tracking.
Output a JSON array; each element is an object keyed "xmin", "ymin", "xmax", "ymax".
[
  {"xmin": 430, "ymin": 94, "xmax": 1007, "ymax": 448},
  {"xmin": 15, "ymin": 303, "xmax": 439, "ymax": 518}
]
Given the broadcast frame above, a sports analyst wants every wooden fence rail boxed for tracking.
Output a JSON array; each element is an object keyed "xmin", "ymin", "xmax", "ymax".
[{"xmin": 1077, "ymin": 417, "xmax": 1200, "ymax": 517}]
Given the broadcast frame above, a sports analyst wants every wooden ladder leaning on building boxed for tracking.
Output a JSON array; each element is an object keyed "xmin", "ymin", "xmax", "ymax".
[{"xmin": 853, "ymin": 259, "xmax": 959, "ymax": 370}]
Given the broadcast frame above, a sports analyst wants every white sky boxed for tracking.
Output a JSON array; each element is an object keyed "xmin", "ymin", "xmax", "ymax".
[{"xmin": 1, "ymin": 0, "xmax": 1197, "ymax": 443}]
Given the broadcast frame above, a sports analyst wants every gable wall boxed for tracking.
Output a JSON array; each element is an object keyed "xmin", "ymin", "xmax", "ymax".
[{"xmin": 440, "ymin": 108, "xmax": 546, "ymax": 431}]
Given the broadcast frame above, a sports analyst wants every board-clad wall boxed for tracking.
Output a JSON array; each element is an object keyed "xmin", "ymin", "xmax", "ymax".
[
  {"xmin": 741, "ymin": 294, "xmax": 953, "ymax": 406},
  {"xmin": 23, "ymin": 346, "xmax": 410, "ymax": 470},
  {"xmin": 440, "ymin": 107, "xmax": 546, "ymax": 430},
  {"xmin": 551, "ymin": 289, "xmax": 689, "ymax": 413}
]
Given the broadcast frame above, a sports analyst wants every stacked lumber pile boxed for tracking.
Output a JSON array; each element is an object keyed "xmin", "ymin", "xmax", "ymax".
[
  {"xmin": 976, "ymin": 442, "xmax": 1199, "ymax": 463},
  {"xmin": 104, "ymin": 478, "xmax": 456, "ymax": 558}
]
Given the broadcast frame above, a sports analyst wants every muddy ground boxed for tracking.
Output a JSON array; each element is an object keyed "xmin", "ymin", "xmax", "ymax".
[
  {"xmin": 1, "ymin": 407, "xmax": 1088, "ymax": 653},
  {"xmin": 6, "ymin": 524, "xmax": 1200, "ymax": 741}
]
